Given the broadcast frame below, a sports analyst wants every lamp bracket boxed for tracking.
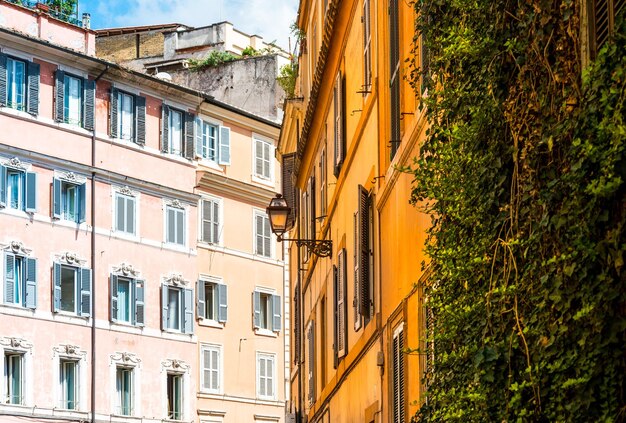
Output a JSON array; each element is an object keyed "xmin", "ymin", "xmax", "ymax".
[{"xmin": 277, "ymin": 236, "xmax": 332, "ymax": 258}]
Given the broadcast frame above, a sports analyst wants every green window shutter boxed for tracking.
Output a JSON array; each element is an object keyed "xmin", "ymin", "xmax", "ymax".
[
  {"xmin": 183, "ymin": 288, "xmax": 194, "ymax": 333},
  {"xmin": 135, "ymin": 279, "xmax": 145, "ymax": 326},
  {"xmin": 253, "ymin": 290, "xmax": 261, "ymax": 329},
  {"xmin": 110, "ymin": 274, "xmax": 118, "ymax": 322},
  {"xmin": 184, "ymin": 112, "xmax": 195, "ymax": 159},
  {"xmin": 26, "ymin": 61, "xmax": 40, "ymax": 116},
  {"xmin": 358, "ymin": 185, "xmax": 370, "ymax": 317},
  {"xmin": 161, "ymin": 105, "xmax": 170, "ymax": 153},
  {"xmin": 52, "ymin": 177, "xmax": 62, "ymax": 219},
  {"xmin": 79, "ymin": 268, "xmax": 91, "ymax": 317},
  {"xmin": 4, "ymin": 253, "xmax": 15, "ymax": 303},
  {"xmin": 194, "ymin": 117, "xmax": 203, "ymax": 158},
  {"xmin": 217, "ymin": 283, "xmax": 228, "ymax": 323},
  {"xmin": 0, "ymin": 165, "xmax": 7, "ymax": 208},
  {"xmin": 218, "ymin": 126, "xmax": 231, "ymax": 165},
  {"xmin": 25, "ymin": 257, "xmax": 37, "ymax": 309},
  {"xmin": 83, "ymin": 79, "xmax": 96, "ymax": 131},
  {"xmin": 110, "ymin": 88, "xmax": 119, "ymax": 138},
  {"xmin": 281, "ymin": 153, "xmax": 296, "ymax": 228},
  {"xmin": 196, "ymin": 280, "xmax": 205, "ymax": 320},
  {"xmin": 54, "ymin": 70, "xmax": 65, "ymax": 122},
  {"xmin": 25, "ymin": 171, "xmax": 36, "ymax": 213},
  {"xmin": 0, "ymin": 54, "xmax": 7, "ymax": 107},
  {"xmin": 78, "ymin": 183, "xmax": 86, "ymax": 223},
  {"xmin": 161, "ymin": 284, "xmax": 169, "ymax": 330},
  {"xmin": 53, "ymin": 262, "xmax": 62, "ymax": 312},
  {"xmin": 272, "ymin": 294, "xmax": 281, "ymax": 332},
  {"xmin": 134, "ymin": 95, "xmax": 146, "ymax": 145}
]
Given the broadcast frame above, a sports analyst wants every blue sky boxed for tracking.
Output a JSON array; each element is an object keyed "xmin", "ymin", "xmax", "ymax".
[{"xmin": 77, "ymin": 0, "xmax": 299, "ymax": 51}]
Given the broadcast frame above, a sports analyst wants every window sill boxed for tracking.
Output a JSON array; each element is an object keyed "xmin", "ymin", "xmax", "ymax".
[
  {"xmin": 110, "ymin": 321, "xmax": 144, "ymax": 333},
  {"xmin": 52, "ymin": 312, "xmax": 90, "ymax": 325},
  {"xmin": 198, "ymin": 319, "xmax": 224, "ymax": 329},
  {"xmin": 111, "ymin": 230, "xmax": 140, "ymax": 242},
  {"xmin": 0, "ymin": 106, "xmax": 35, "ymax": 120},
  {"xmin": 254, "ymin": 328, "xmax": 278, "ymax": 338},
  {"xmin": 110, "ymin": 414, "xmax": 141, "ymax": 422},
  {"xmin": 163, "ymin": 241, "xmax": 189, "ymax": 252},
  {"xmin": 57, "ymin": 122, "xmax": 91, "ymax": 135},
  {"xmin": 251, "ymin": 175, "xmax": 274, "ymax": 187},
  {"xmin": 198, "ymin": 159, "xmax": 225, "ymax": 172}
]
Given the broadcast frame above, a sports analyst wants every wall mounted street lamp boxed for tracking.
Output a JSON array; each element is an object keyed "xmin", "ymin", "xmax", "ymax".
[{"xmin": 266, "ymin": 194, "xmax": 332, "ymax": 258}]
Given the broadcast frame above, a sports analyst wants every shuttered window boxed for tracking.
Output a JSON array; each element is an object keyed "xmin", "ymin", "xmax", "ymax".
[
  {"xmin": 254, "ymin": 137, "xmax": 272, "ymax": 180},
  {"xmin": 253, "ymin": 291, "xmax": 282, "ymax": 332},
  {"xmin": 54, "ymin": 72, "xmax": 95, "ymax": 130},
  {"xmin": 201, "ymin": 198, "xmax": 220, "ymax": 244},
  {"xmin": 59, "ymin": 359, "xmax": 78, "ymax": 410},
  {"xmin": 161, "ymin": 284, "xmax": 194, "ymax": 333},
  {"xmin": 53, "ymin": 263, "xmax": 91, "ymax": 317},
  {"xmin": 0, "ymin": 54, "xmax": 39, "ymax": 116},
  {"xmin": 0, "ymin": 167, "xmax": 36, "ymax": 213},
  {"xmin": 110, "ymin": 89, "xmax": 146, "ymax": 145},
  {"xmin": 110, "ymin": 274, "xmax": 145, "ymax": 326},
  {"xmin": 307, "ymin": 320, "xmax": 316, "ymax": 404},
  {"xmin": 52, "ymin": 178, "xmax": 86, "ymax": 224},
  {"xmin": 254, "ymin": 211, "xmax": 272, "ymax": 257},
  {"xmin": 3, "ymin": 252, "xmax": 37, "ymax": 309},
  {"xmin": 334, "ymin": 249, "xmax": 347, "ymax": 360},
  {"xmin": 281, "ymin": 152, "xmax": 297, "ymax": 229},
  {"xmin": 333, "ymin": 72, "xmax": 346, "ymax": 177},
  {"xmin": 165, "ymin": 205, "xmax": 185, "ymax": 246},
  {"xmin": 196, "ymin": 280, "xmax": 228, "ymax": 323},
  {"xmin": 257, "ymin": 353, "xmax": 276, "ymax": 399},
  {"xmin": 356, "ymin": 185, "xmax": 372, "ymax": 324},
  {"xmin": 5, "ymin": 352, "xmax": 24, "ymax": 405},
  {"xmin": 590, "ymin": 0, "xmax": 625, "ymax": 58},
  {"xmin": 389, "ymin": 0, "xmax": 401, "ymax": 159},
  {"xmin": 319, "ymin": 149, "xmax": 327, "ymax": 217},
  {"xmin": 392, "ymin": 325, "xmax": 406, "ymax": 423},
  {"xmin": 363, "ymin": 0, "xmax": 372, "ymax": 92},
  {"xmin": 201, "ymin": 344, "xmax": 221, "ymax": 393},
  {"xmin": 116, "ymin": 367, "xmax": 133, "ymax": 416},
  {"xmin": 166, "ymin": 373, "xmax": 183, "ymax": 420},
  {"xmin": 115, "ymin": 193, "xmax": 136, "ymax": 235},
  {"xmin": 294, "ymin": 283, "xmax": 301, "ymax": 364}
]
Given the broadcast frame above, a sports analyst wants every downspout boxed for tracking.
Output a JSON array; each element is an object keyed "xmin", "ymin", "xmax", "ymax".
[
  {"xmin": 91, "ymin": 65, "xmax": 109, "ymax": 423},
  {"xmin": 297, "ymin": 220, "xmax": 303, "ymax": 423}
]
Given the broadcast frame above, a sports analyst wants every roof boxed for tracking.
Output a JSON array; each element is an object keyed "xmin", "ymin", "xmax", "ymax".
[{"xmin": 95, "ymin": 23, "xmax": 191, "ymax": 37}]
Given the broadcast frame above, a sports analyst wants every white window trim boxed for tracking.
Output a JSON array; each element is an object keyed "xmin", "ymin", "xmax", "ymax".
[
  {"xmin": 256, "ymin": 351, "xmax": 277, "ymax": 401},
  {"xmin": 200, "ymin": 343, "xmax": 223, "ymax": 395},
  {"xmin": 0, "ymin": 336, "xmax": 33, "ymax": 407},
  {"xmin": 251, "ymin": 134, "xmax": 275, "ymax": 186},
  {"xmin": 198, "ymin": 274, "xmax": 224, "ymax": 327},
  {"xmin": 254, "ymin": 286, "xmax": 278, "ymax": 337},
  {"xmin": 52, "ymin": 344, "xmax": 88, "ymax": 412},
  {"xmin": 109, "ymin": 352, "xmax": 142, "ymax": 417},
  {"xmin": 198, "ymin": 195, "xmax": 223, "ymax": 247},
  {"xmin": 162, "ymin": 199, "xmax": 188, "ymax": 248},
  {"xmin": 197, "ymin": 116, "xmax": 223, "ymax": 164},
  {"xmin": 252, "ymin": 208, "xmax": 274, "ymax": 259},
  {"xmin": 112, "ymin": 186, "xmax": 140, "ymax": 240},
  {"xmin": 161, "ymin": 358, "xmax": 191, "ymax": 421}
]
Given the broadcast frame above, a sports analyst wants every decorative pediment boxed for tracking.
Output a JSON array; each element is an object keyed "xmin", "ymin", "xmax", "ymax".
[
  {"xmin": 113, "ymin": 262, "xmax": 140, "ymax": 278},
  {"xmin": 117, "ymin": 185, "xmax": 136, "ymax": 197},
  {"xmin": 2, "ymin": 156, "xmax": 28, "ymax": 171},
  {"xmin": 0, "ymin": 240, "xmax": 32, "ymax": 256},
  {"xmin": 0, "ymin": 337, "xmax": 33, "ymax": 351},
  {"xmin": 54, "ymin": 170, "xmax": 87, "ymax": 185},
  {"xmin": 111, "ymin": 352, "xmax": 141, "ymax": 366},
  {"xmin": 165, "ymin": 198, "xmax": 184, "ymax": 209},
  {"xmin": 164, "ymin": 272, "xmax": 188, "ymax": 287},
  {"xmin": 55, "ymin": 251, "xmax": 87, "ymax": 267},
  {"xmin": 53, "ymin": 344, "xmax": 86, "ymax": 359},
  {"xmin": 161, "ymin": 358, "xmax": 190, "ymax": 372}
]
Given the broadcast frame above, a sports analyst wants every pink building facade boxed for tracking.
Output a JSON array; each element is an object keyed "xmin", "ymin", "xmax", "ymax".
[{"xmin": 0, "ymin": 2, "xmax": 286, "ymax": 422}]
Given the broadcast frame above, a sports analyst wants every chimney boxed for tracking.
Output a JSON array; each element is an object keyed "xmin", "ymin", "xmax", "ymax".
[{"xmin": 82, "ymin": 13, "xmax": 91, "ymax": 30}]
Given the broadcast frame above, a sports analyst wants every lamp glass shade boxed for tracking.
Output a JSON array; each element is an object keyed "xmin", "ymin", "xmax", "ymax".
[{"xmin": 267, "ymin": 195, "xmax": 291, "ymax": 236}]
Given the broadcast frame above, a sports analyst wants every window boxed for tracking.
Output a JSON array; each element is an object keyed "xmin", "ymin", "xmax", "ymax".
[
  {"xmin": 115, "ymin": 193, "xmax": 136, "ymax": 235},
  {"xmin": 161, "ymin": 106, "xmax": 194, "ymax": 159},
  {"xmin": 333, "ymin": 72, "xmax": 346, "ymax": 177},
  {"xmin": 0, "ymin": 165, "xmax": 36, "ymax": 212},
  {"xmin": 200, "ymin": 345, "xmax": 221, "ymax": 393},
  {"xmin": 333, "ymin": 250, "xmax": 347, "ymax": 362},
  {"xmin": 392, "ymin": 325, "xmax": 405, "ymax": 423},
  {"xmin": 253, "ymin": 137, "xmax": 272, "ymax": 180},
  {"xmin": 200, "ymin": 198, "xmax": 220, "ymax": 244},
  {"xmin": 53, "ymin": 262, "xmax": 91, "ymax": 317},
  {"xmin": 161, "ymin": 284, "xmax": 193, "ymax": 333},
  {"xmin": 165, "ymin": 204, "xmax": 186, "ymax": 246},
  {"xmin": 253, "ymin": 291, "xmax": 281, "ymax": 332},
  {"xmin": 389, "ymin": 0, "xmax": 401, "ymax": 160},
  {"xmin": 319, "ymin": 149, "xmax": 327, "ymax": 217},
  {"xmin": 0, "ymin": 54, "xmax": 39, "ymax": 115},
  {"xmin": 52, "ymin": 177, "xmax": 86, "ymax": 223},
  {"xmin": 254, "ymin": 211, "xmax": 272, "ymax": 257},
  {"xmin": 116, "ymin": 367, "xmax": 133, "ymax": 416},
  {"xmin": 54, "ymin": 71, "xmax": 95, "ymax": 130},
  {"xmin": 4, "ymin": 352, "xmax": 23, "ymax": 404},
  {"xmin": 110, "ymin": 89, "xmax": 146, "ymax": 145},
  {"xmin": 111, "ymin": 275, "xmax": 145, "ymax": 326},
  {"xmin": 201, "ymin": 121, "xmax": 218, "ymax": 161},
  {"xmin": 197, "ymin": 280, "xmax": 227, "ymax": 323},
  {"xmin": 281, "ymin": 152, "xmax": 297, "ymax": 229},
  {"xmin": 59, "ymin": 359, "xmax": 78, "ymax": 410},
  {"xmin": 363, "ymin": 0, "xmax": 372, "ymax": 92},
  {"xmin": 256, "ymin": 353, "xmax": 275, "ymax": 399},
  {"xmin": 196, "ymin": 119, "xmax": 231, "ymax": 164},
  {"xmin": 354, "ymin": 185, "xmax": 373, "ymax": 330},
  {"xmin": 3, "ymin": 252, "xmax": 37, "ymax": 308},
  {"xmin": 166, "ymin": 373, "xmax": 183, "ymax": 420},
  {"xmin": 590, "ymin": 0, "xmax": 625, "ymax": 58},
  {"xmin": 307, "ymin": 321, "xmax": 316, "ymax": 404}
]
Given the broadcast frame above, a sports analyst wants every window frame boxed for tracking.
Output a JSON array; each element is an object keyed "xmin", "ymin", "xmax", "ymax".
[
  {"xmin": 253, "ymin": 209, "xmax": 273, "ymax": 258},
  {"xmin": 63, "ymin": 73, "xmax": 83, "ymax": 126},
  {"xmin": 6, "ymin": 56, "xmax": 27, "ymax": 112},
  {"xmin": 114, "ymin": 191, "xmax": 137, "ymax": 236},
  {"xmin": 4, "ymin": 351, "xmax": 24, "ymax": 405},
  {"xmin": 3, "ymin": 251, "xmax": 37, "ymax": 309},
  {"xmin": 59, "ymin": 358, "xmax": 79, "ymax": 410},
  {"xmin": 168, "ymin": 108, "xmax": 184, "ymax": 157},
  {"xmin": 161, "ymin": 282, "xmax": 194, "ymax": 334},
  {"xmin": 110, "ymin": 272, "xmax": 145, "ymax": 327},
  {"xmin": 392, "ymin": 323, "xmax": 406, "ymax": 423},
  {"xmin": 117, "ymin": 90, "xmax": 135, "ymax": 142},
  {"xmin": 200, "ymin": 343, "xmax": 223, "ymax": 394},
  {"xmin": 52, "ymin": 260, "xmax": 91, "ymax": 318},
  {"xmin": 166, "ymin": 372, "xmax": 184, "ymax": 421},
  {"xmin": 116, "ymin": 366, "xmax": 134, "ymax": 416},
  {"xmin": 164, "ymin": 202, "xmax": 187, "ymax": 247},
  {"xmin": 252, "ymin": 135, "xmax": 274, "ymax": 183},
  {"xmin": 256, "ymin": 352, "xmax": 277, "ymax": 400},
  {"xmin": 199, "ymin": 196, "xmax": 222, "ymax": 245}
]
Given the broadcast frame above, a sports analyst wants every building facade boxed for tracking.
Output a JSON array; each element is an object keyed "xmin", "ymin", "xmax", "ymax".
[
  {"xmin": 278, "ymin": 0, "xmax": 430, "ymax": 422},
  {"xmin": 0, "ymin": 1, "xmax": 286, "ymax": 422}
]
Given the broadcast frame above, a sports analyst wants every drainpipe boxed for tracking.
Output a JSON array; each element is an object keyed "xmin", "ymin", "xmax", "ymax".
[
  {"xmin": 297, "ymin": 218, "xmax": 303, "ymax": 423},
  {"xmin": 91, "ymin": 65, "xmax": 109, "ymax": 423}
]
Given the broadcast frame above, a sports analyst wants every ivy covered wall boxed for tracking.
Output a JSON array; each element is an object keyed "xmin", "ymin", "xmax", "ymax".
[{"xmin": 409, "ymin": 1, "xmax": 626, "ymax": 421}]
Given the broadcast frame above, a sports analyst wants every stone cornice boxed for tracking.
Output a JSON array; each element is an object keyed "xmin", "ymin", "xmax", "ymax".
[{"xmin": 197, "ymin": 170, "xmax": 276, "ymax": 208}]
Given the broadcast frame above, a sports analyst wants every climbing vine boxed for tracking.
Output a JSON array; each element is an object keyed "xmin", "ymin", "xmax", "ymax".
[{"xmin": 408, "ymin": 1, "xmax": 626, "ymax": 422}]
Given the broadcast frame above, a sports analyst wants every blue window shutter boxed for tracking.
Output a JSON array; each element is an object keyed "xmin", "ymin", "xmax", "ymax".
[
  {"xmin": 52, "ymin": 178, "xmax": 62, "ymax": 219},
  {"xmin": 272, "ymin": 294, "xmax": 281, "ymax": 331},
  {"xmin": 135, "ymin": 95, "xmax": 146, "ymax": 145},
  {"xmin": 110, "ymin": 274, "xmax": 118, "ymax": 322},
  {"xmin": 110, "ymin": 88, "xmax": 118, "ymax": 138},
  {"xmin": 26, "ymin": 61, "xmax": 40, "ymax": 116},
  {"xmin": 196, "ymin": 280, "xmax": 205, "ymax": 320},
  {"xmin": 79, "ymin": 268, "xmax": 92, "ymax": 317},
  {"xmin": 0, "ymin": 165, "xmax": 6, "ymax": 208},
  {"xmin": 184, "ymin": 112, "xmax": 195, "ymax": 160},
  {"xmin": 218, "ymin": 283, "xmax": 228, "ymax": 323},
  {"xmin": 183, "ymin": 288, "xmax": 194, "ymax": 334},
  {"xmin": 25, "ymin": 258, "xmax": 37, "ymax": 309},
  {"xmin": 161, "ymin": 284, "xmax": 168, "ymax": 330},
  {"xmin": 0, "ymin": 54, "xmax": 7, "ymax": 107},
  {"xmin": 195, "ymin": 117, "xmax": 203, "ymax": 158},
  {"xmin": 218, "ymin": 126, "xmax": 231, "ymax": 165},
  {"xmin": 161, "ymin": 105, "xmax": 170, "ymax": 153},
  {"xmin": 25, "ymin": 171, "xmax": 36, "ymax": 213},
  {"xmin": 78, "ymin": 183, "xmax": 86, "ymax": 223},
  {"xmin": 4, "ymin": 253, "xmax": 15, "ymax": 304},
  {"xmin": 53, "ymin": 262, "xmax": 62, "ymax": 312},
  {"xmin": 135, "ymin": 279, "xmax": 145, "ymax": 326},
  {"xmin": 83, "ymin": 79, "xmax": 96, "ymax": 131},
  {"xmin": 253, "ymin": 291, "xmax": 261, "ymax": 329},
  {"xmin": 54, "ymin": 70, "xmax": 65, "ymax": 122}
]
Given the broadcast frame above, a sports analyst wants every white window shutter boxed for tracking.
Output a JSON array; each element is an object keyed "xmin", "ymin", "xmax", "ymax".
[
  {"xmin": 253, "ymin": 291, "xmax": 261, "ymax": 329},
  {"xmin": 25, "ymin": 257, "xmax": 37, "ymax": 309},
  {"xmin": 272, "ymin": 294, "xmax": 281, "ymax": 331},
  {"xmin": 161, "ymin": 284, "xmax": 169, "ymax": 330},
  {"xmin": 79, "ymin": 268, "xmax": 92, "ymax": 316},
  {"xmin": 4, "ymin": 253, "xmax": 15, "ymax": 303},
  {"xmin": 217, "ymin": 283, "xmax": 228, "ymax": 323},
  {"xmin": 135, "ymin": 279, "xmax": 145, "ymax": 326},
  {"xmin": 183, "ymin": 288, "xmax": 194, "ymax": 333},
  {"xmin": 110, "ymin": 274, "xmax": 118, "ymax": 321},
  {"xmin": 218, "ymin": 126, "xmax": 231, "ymax": 165},
  {"xmin": 196, "ymin": 280, "xmax": 206, "ymax": 320}
]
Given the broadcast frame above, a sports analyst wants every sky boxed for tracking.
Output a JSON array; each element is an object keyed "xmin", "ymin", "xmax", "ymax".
[{"xmin": 78, "ymin": 0, "xmax": 300, "ymax": 52}]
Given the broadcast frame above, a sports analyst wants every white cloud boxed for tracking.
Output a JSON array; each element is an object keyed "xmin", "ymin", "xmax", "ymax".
[{"xmin": 103, "ymin": 0, "xmax": 298, "ymax": 51}]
